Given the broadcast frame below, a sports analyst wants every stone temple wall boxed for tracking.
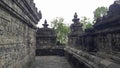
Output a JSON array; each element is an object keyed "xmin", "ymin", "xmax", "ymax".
[
  {"xmin": 77, "ymin": 1, "xmax": 120, "ymax": 63},
  {"xmin": 66, "ymin": 1, "xmax": 120, "ymax": 68},
  {"xmin": 0, "ymin": 0, "xmax": 41, "ymax": 68}
]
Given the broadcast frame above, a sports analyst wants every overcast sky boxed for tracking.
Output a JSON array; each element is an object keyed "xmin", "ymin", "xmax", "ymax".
[{"xmin": 34, "ymin": 0, "xmax": 115, "ymax": 27}]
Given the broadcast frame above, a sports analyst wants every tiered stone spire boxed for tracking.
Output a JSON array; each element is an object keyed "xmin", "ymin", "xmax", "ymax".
[
  {"xmin": 72, "ymin": 12, "xmax": 80, "ymax": 23},
  {"xmin": 70, "ymin": 13, "xmax": 83, "ymax": 32},
  {"xmin": 68, "ymin": 12, "xmax": 83, "ymax": 48}
]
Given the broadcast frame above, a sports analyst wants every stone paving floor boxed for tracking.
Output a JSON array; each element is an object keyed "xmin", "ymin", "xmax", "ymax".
[{"xmin": 35, "ymin": 56, "xmax": 72, "ymax": 68}]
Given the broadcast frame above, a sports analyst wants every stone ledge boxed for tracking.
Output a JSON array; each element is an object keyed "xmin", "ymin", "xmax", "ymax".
[
  {"xmin": 0, "ymin": 0, "xmax": 41, "ymax": 28},
  {"xmin": 65, "ymin": 47, "xmax": 120, "ymax": 68}
]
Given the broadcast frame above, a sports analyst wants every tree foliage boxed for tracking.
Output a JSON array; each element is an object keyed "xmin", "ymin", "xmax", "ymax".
[
  {"xmin": 80, "ymin": 16, "xmax": 93, "ymax": 30},
  {"xmin": 51, "ymin": 17, "xmax": 70, "ymax": 44},
  {"xmin": 93, "ymin": 6, "xmax": 108, "ymax": 20}
]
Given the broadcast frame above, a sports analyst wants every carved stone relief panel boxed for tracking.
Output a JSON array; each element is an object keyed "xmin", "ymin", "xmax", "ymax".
[
  {"xmin": 0, "ymin": 10, "xmax": 10, "ymax": 44},
  {"xmin": 111, "ymin": 33, "xmax": 120, "ymax": 52},
  {"xmin": 0, "ymin": 8, "xmax": 27, "ymax": 44},
  {"xmin": 106, "ymin": 33, "xmax": 112, "ymax": 54},
  {"xmin": 96, "ymin": 34, "xmax": 102, "ymax": 52},
  {"xmin": 0, "ymin": 16, "xmax": 9, "ymax": 36}
]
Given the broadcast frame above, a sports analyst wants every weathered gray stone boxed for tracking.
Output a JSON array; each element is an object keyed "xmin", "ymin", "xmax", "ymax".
[
  {"xmin": 36, "ymin": 20, "xmax": 57, "ymax": 49},
  {"xmin": 35, "ymin": 56, "xmax": 72, "ymax": 68},
  {"xmin": 66, "ymin": 1, "xmax": 120, "ymax": 68},
  {"xmin": 0, "ymin": 0, "xmax": 41, "ymax": 68}
]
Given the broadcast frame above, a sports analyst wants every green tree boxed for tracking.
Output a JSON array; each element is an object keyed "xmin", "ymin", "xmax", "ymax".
[
  {"xmin": 51, "ymin": 17, "xmax": 70, "ymax": 44},
  {"xmin": 86, "ymin": 23, "xmax": 93, "ymax": 29},
  {"xmin": 93, "ymin": 6, "xmax": 108, "ymax": 20},
  {"xmin": 80, "ymin": 16, "xmax": 93, "ymax": 30}
]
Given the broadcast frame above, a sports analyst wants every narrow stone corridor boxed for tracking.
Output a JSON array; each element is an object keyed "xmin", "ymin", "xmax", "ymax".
[{"xmin": 35, "ymin": 56, "xmax": 72, "ymax": 68}]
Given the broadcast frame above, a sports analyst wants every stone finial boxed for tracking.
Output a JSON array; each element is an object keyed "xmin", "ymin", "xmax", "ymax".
[
  {"xmin": 114, "ymin": 0, "xmax": 120, "ymax": 4},
  {"xmin": 38, "ymin": 11, "xmax": 42, "ymax": 19},
  {"xmin": 44, "ymin": 20, "xmax": 47, "ymax": 24},
  {"xmin": 72, "ymin": 12, "xmax": 80, "ymax": 23},
  {"xmin": 74, "ymin": 12, "xmax": 78, "ymax": 18},
  {"xmin": 43, "ymin": 20, "xmax": 49, "ymax": 28}
]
